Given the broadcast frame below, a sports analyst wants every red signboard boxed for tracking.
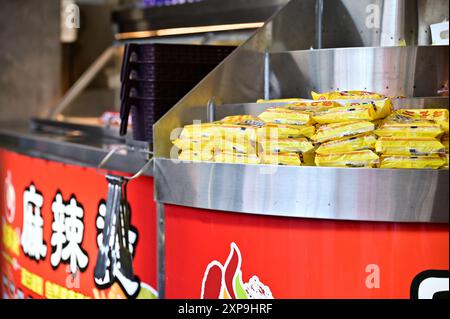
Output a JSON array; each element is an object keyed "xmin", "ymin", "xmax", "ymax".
[
  {"xmin": 0, "ymin": 149, "xmax": 157, "ymax": 299},
  {"xmin": 164, "ymin": 204, "xmax": 449, "ymax": 299}
]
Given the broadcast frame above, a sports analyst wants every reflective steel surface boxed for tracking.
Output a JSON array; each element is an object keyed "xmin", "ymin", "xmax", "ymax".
[{"xmin": 155, "ymin": 159, "xmax": 448, "ymax": 223}]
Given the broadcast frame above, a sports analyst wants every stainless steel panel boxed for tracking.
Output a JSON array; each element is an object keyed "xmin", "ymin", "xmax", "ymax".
[
  {"xmin": 418, "ymin": 0, "xmax": 449, "ymax": 45},
  {"xmin": 322, "ymin": 0, "xmax": 418, "ymax": 48},
  {"xmin": 0, "ymin": 124, "xmax": 152, "ymax": 176},
  {"xmin": 269, "ymin": 46, "xmax": 448, "ymax": 99},
  {"xmin": 155, "ymin": 159, "xmax": 448, "ymax": 223}
]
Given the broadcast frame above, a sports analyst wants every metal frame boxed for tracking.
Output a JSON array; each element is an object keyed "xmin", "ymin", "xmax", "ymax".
[{"xmin": 153, "ymin": 0, "xmax": 449, "ymax": 224}]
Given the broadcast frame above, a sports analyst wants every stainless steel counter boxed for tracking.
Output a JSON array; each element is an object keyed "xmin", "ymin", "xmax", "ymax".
[{"xmin": 0, "ymin": 121, "xmax": 152, "ymax": 176}]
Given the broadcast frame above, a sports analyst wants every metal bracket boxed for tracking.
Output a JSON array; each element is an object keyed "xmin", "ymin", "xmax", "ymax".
[{"xmin": 97, "ymin": 145, "xmax": 153, "ymax": 181}]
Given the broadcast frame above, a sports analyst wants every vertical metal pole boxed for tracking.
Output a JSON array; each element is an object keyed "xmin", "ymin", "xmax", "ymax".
[
  {"xmin": 157, "ymin": 202, "xmax": 165, "ymax": 299},
  {"xmin": 206, "ymin": 99, "xmax": 216, "ymax": 123},
  {"xmin": 315, "ymin": 0, "xmax": 324, "ymax": 49},
  {"xmin": 263, "ymin": 52, "xmax": 271, "ymax": 100}
]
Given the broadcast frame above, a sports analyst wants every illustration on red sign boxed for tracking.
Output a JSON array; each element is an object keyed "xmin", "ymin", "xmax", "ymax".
[{"xmin": 200, "ymin": 242, "xmax": 273, "ymax": 299}]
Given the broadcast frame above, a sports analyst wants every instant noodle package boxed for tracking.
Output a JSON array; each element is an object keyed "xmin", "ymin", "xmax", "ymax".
[{"xmin": 172, "ymin": 90, "xmax": 449, "ymax": 169}]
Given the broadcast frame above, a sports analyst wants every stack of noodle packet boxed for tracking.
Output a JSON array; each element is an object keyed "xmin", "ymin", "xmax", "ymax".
[{"xmin": 374, "ymin": 109, "xmax": 448, "ymax": 169}]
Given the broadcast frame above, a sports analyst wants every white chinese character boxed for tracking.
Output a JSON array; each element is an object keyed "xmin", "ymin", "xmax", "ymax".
[
  {"xmin": 21, "ymin": 185, "xmax": 47, "ymax": 261},
  {"xmin": 61, "ymin": 197, "xmax": 88, "ymax": 275},
  {"xmin": 50, "ymin": 193, "xmax": 67, "ymax": 267}
]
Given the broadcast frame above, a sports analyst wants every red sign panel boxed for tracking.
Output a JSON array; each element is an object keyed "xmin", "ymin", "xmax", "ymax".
[
  {"xmin": 164, "ymin": 204, "xmax": 449, "ymax": 299},
  {"xmin": 0, "ymin": 149, "xmax": 157, "ymax": 299}
]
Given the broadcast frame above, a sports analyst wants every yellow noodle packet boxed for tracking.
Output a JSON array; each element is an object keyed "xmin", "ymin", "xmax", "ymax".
[
  {"xmin": 312, "ymin": 99, "xmax": 392, "ymax": 124},
  {"xmin": 215, "ymin": 123, "xmax": 259, "ymax": 141},
  {"xmin": 311, "ymin": 121, "xmax": 375, "ymax": 144},
  {"xmin": 258, "ymin": 137, "xmax": 314, "ymax": 154},
  {"xmin": 379, "ymin": 155, "xmax": 445, "ymax": 169},
  {"xmin": 257, "ymin": 123, "xmax": 315, "ymax": 139},
  {"xmin": 258, "ymin": 107, "xmax": 314, "ymax": 126},
  {"xmin": 313, "ymin": 104, "xmax": 375, "ymax": 124},
  {"xmin": 394, "ymin": 109, "xmax": 449, "ymax": 132},
  {"xmin": 219, "ymin": 115, "xmax": 265, "ymax": 127},
  {"xmin": 172, "ymin": 137, "xmax": 215, "ymax": 151},
  {"xmin": 214, "ymin": 152, "xmax": 260, "ymax": 164},
  {"xmin": 260, "ymin": 152, "xmax": 301, "ymax": 166},
  {"xmin": 311, "ymin": 90, "xmax": 386, "ymax": 101},
  {"xmin": 213, "ymin": 137, "xmax": 257, "ymax": 155},
  {"xmin": 315, "ymin": 133, "xmax": 377, "ymax": 155},
  {"xmin": 178, "ymin": 149, "xmax": 214, "ymax": 162},
  {"xmin": 179, "ymin": 122, "xmax": 219, "ymax": 139},
  {"xmin": 285, "ymin": 101, "xmax": 338, "ymax": 113},
  {"xmin": 315, "ymin": 150, "xmax": 379, "ymax": 168},
  {"xmin": 374, "ymin": 119, "xmax": 443, "ymax": 138},
  {"xmin": 375, "ymin": 137, "xmax": 445, "ymax": 156}
]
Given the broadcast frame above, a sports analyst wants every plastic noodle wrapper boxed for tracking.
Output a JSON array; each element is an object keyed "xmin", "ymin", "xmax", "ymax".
[
  {"xmin": 369, "ymin": 99, "xmax": 392, "ymax": 120},
  {"xmin": 311, "ymin": 90, "xmax": 386, "ymax": 101},
  {"xmin": 300, "ymin": 151, "xmax": 316, "ymax": 166},
  {"xmin": 258, "ymin": 137, "xmax": 314, "ymax": 154},
  {"xmin": 215, "ymin": 123, "xmax": 259, "ymax": 141},
  {"xmin": 443, "ymin": 153, "xmax": 449, "ymax": 169},
  {"xmin": 379, "ymin": 155, "xmax": 445, "ymax": 169},
  {"xmin": 258, "ymin": 107, "xmax": 314, "ymax": 126},
  {"xmin": 286, "ymin": 101, "xmax": 338, "ymax": 113},
  {"xmin": 213, "ymin": 137, "xmax": 257, "ymax": 155},
  {"xmin": 172, "ymin": 136, "xmax": 215, "ymax": 151},
  {"xmin": 179, "ymin": 149, "xmax": 214, "ymax": 162},
  {"xmin": 256, "ymin": 98, "xmax": 307, "ymax": 104},
  {"xmin": 315, "ymin": 133, "xmax": 377, "ymax": 155},
  {"xmin": 315, "ymin": 150, "xmax": 379, "ymax": 168},
  {"xmin": 312, "ymin": 103, "xmax": 376, "ymax": 124},
  {"xmin": 394, "ymin": 109, "xmax": 449, "ymax": 132},
  {"xmin": 219, "ymin": 115, "xmax": 265, "ymax": 127},
  {"xmin": 311, "ymin": 121, "xmax": 375, "ymax": 144},
  {"xmin": 260, "ymin": 152, "xmax": 301, "ymax": 166},
  {"xmin": 374, "ymin": 117, "xmax": 443, "ymax": 138},
  {"xmin": 257, "ymin": 123, "xmax": 315, "ymax": 139},
  {"xmin": 375, "ymin": 137, "xmax": 445, "ymax": 156},
  {"xmin": 214, "ymin": 152, "xmax": 260, "ymax": 164},
  {"xmin": 179, "ymin": 122, "xmax": 219, "ymax": 139}
]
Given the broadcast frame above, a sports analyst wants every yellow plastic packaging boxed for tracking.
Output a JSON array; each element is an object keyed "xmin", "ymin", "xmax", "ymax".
[
  {"xmin": 260, "ymin": 153, "xmax": 301, "ymax": 166},
  {"xmin": 258, "ymin": 107, "xmax": 314, "ymax": 126},
  {"xmin": 257, "ymin": 123, "xmax": 315, "ymax": 139},
  {"xmin": 172, "ymin": 137, "xmax": 215, "ymax": 151},
  {"xmin": 179, "ymin": 122, "xmax": 219, "ymax": 139},
  {"xmin": 178, "ymin": 149, "xmax": 214, "ymax": 162},
  {"xmin": 394, "ymin": 109, "xmax": 449, "ymax": 132},
  {"xmin": 311, "ymin": 121, "xmax": 375, "ymax": 144},
  {"xmin": 311, "ymin": 99, "xmax": 392, "ymax": 124},
  {"xmin": 215, "ymin": 124, "xmax": 259, "ymax": 141},
  {"xmin": 213, "ymin": 137, "xmax": 257, "ymax": 155},
  {"xmin": 315, "ymin": 150, "xmax": 379, "ymax": 168},
  {"xmin": 379, "ymin": 155, "xmax": 446, "ymax": 169},
  {"xmin": 311, "ymin": 90, "xmax": 386, "ymax": 101},
  {"xmin": 219, "ymin": 115, "xmax": 265, "ymax": 127},
  {"xmin": 374, "ymin": 118, "xmax": 444, "ymax": 138},
  {"xmin": 315, "ymin": 133, "xmax": 377, "ymax": 155},
  {"xmin": 286, "ymin": 101, "xmax": 338, "ymax": 113},
  {"xmin": 375, "ymin": 137, "xmax": 445, "ymax": 156},
  {"xmin": 214, "ymin": 152, "xmax": 260, "ymax": 164},
  {"xmin": 258, "ymin": 137, "xmax": 314, "ymax": 154},
  {"xmin": 312, "ymin": 104, "xmax": 376, "ymax": 124}
]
